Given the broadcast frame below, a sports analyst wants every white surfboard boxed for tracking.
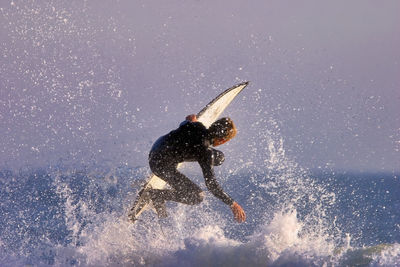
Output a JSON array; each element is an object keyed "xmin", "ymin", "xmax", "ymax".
[{"xmin": 128, "ymin": 81, "xmax": 249, "ymax": 222}]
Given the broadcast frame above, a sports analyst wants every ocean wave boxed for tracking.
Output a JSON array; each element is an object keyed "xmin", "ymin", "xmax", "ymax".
[{"xmin": 0, "ymin": 120, "xmax": 398, "ymax": 266}]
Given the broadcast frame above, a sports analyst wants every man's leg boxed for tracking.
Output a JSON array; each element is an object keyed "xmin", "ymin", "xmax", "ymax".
[
  {"xmin": 152, "ymin": 168, "xmax": 204, "ymax": 205},
  {"xmin": 151, "ymin": 168, "xmax": 204, "ymax": 205}
]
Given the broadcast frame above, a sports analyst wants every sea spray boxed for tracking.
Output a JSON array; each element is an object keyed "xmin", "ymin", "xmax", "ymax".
[
  {"xmin": 0, "ymin": 129, "xmax": 399, "ymax": 266},
  {"xmin": 0, "ymin": 118, "xmax": 351, "ymax": 266},
  {"xmin": 370, "ymin": 243, "xmax": 400, "ymax": 266},
  {"xmin": 0, "ymin": 96, "xmax": 397, "ymax": 266},
  {"xmin": 261, "ymin": 209, "xmax": 303, "ymax": 260}
]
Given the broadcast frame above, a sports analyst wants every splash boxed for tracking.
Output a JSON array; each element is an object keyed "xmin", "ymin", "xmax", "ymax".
[
  {"xmin": 59, "ymin": 119, "xmax": 339, "ymax": 266},
  {"xmin": 0, "ymin": 120, "xmax": 399, "ymax": 266}
]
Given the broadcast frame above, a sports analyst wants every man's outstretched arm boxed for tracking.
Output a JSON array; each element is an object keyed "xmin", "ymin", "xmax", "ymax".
[{"xmin": 199, "ymin": 159, "xmax": 246, "ymax": 223}]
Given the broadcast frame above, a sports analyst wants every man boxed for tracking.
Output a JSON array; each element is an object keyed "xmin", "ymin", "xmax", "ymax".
[{"xmin": 145, "ymin": 114, "xmax": 246, "ymax": 223}]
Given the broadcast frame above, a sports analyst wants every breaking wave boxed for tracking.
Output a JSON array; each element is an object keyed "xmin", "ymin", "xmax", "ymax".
[{"xmin": 1, "ymin": 121, "xmax": 399, "ymax": 266}]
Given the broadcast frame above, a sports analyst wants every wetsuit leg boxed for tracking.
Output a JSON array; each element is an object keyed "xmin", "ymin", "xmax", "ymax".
[{"xmin": 150, "ymin": 162, "xmax": 204, "ymax": 205}]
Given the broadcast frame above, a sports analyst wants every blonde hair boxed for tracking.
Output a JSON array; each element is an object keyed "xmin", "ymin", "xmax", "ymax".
[{"xmin": 209, "ymin": 117, "xmax": 237, "ymax": 141}]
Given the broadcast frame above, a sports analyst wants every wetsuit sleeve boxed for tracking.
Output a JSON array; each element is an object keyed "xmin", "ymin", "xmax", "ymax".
[{"xmin": 198, "ymin": 149, "xmax": 234, "ymax": 206}]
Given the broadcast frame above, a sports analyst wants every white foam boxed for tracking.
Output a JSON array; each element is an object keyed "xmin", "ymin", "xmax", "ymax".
[
  {"xmin": 370, "ymin": 243, "xmax": 400, "ymax": 267},
  {"xmin": 57, "ymin": 205, "xmax": 339, "ymax": 266}
]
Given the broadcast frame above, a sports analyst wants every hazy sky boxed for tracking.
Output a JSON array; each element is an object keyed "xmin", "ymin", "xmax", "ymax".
[{"xmin": 1, "ymin": 0, "xmax": 399, "ymax": 172}]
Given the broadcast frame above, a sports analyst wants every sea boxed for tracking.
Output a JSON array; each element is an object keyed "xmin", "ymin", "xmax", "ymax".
[
  {"xmin": 1, "ymin": 1, "xmax": 399, "ymax": 266},
  {"xmin": 1, "ymin": 148, "xmax": 399, "ymax": 266}
]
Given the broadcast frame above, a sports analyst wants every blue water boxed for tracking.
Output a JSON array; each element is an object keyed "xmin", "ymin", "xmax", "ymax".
[
  {"xmin": 0, "ymin": 164, "xmax": 399, "ymax": 266},
  {"xmin": 1, "ymin": 1, "xmax": 399, "ymax": 266}
]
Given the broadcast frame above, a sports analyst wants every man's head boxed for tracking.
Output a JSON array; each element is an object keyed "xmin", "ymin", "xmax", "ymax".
[{"xmin": 209, "ymin": 117, "xmax": 237, "ymax": 146}]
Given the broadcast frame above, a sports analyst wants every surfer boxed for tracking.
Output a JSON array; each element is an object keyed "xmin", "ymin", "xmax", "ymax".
[{"xmin": 146, "ymin": 114, "xmax": 246, "ymax": 223}]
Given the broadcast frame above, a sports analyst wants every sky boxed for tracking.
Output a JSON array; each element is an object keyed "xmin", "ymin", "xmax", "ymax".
[{"xmin": 0, "ymin": 0, "xmax": 399, "ymax": 173}]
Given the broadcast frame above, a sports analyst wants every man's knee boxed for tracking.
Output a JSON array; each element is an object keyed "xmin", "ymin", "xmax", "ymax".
[{"xmin": 192, "ymin": 191, "xmax": 204, "ymax": 205}]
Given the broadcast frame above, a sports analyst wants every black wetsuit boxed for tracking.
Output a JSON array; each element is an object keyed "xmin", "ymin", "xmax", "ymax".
[{"xmin": 149, "ymin": 121, "xmax": 234, "ymax": 206}]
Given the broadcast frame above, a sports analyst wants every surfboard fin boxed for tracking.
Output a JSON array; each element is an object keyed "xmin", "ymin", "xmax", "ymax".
[{"xmin": 128, "ymin": 186, "xmax": 152, "ymax": 222}]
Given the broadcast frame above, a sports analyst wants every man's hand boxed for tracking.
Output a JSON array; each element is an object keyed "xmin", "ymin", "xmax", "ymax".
[
  {"xmin": 185, "ymin": 114, "xmax": 197, "ymax": 122},
  {"xmin": 231, "ymin": 202, "xmax": 246, "ymax": 223}
]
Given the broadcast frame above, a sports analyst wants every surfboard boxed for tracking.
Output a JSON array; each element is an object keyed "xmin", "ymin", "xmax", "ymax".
[{"xmin": 128, "ymin": 81, "xmax": 249, "ymax": 222}]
